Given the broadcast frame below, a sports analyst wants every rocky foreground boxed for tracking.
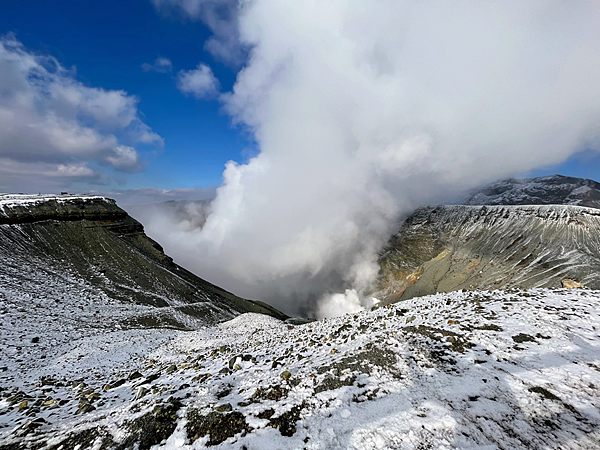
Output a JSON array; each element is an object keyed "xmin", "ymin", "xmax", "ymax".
[{"xmin": 1, "ymin": 288, "xmax": 599, "ymax": 449}]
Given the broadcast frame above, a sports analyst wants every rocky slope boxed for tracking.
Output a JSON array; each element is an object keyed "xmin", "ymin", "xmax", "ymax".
[
  {"xmin": 464, "ymin": 174, "xmax": 600, "ymax": 209},
  {"xmin": 0, "ymin": 194, "xmax": 283, "ymax": 323},
  {"xmin": 1, "ymin": 288, "xmax": 599, "ymax": 449},
  {"xmin": 0, "ymin": 194, "xmax": 286, "ymax": 386},
  {"xmin": 374, "ymin": 204, "xmax": 600, "ymax": 303}
]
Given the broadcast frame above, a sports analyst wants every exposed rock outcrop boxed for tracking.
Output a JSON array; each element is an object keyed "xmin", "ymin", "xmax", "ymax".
[{"xmin": 374, "ymin": 204, "xmax": 600, "ymax": 303}]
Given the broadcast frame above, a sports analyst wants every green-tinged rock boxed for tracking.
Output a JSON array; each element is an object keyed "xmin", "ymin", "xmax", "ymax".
[
  {"xmin": 76, "ymin": 403, "xmax": 96, "ymax": 415},
  {"xmin": 280, "ymin": 371, "xmax": 292, "ymax": 381},
  {"xmin": 228, "ymin": 355, "xmax": 241, "ymax": 369},
  {"xmin": 214, "ymin": 403, "xmax": 232, "ymax": 412},
  {"xmin": 135, "ymin": 387, "xmax": 149, "ymax": 400}
]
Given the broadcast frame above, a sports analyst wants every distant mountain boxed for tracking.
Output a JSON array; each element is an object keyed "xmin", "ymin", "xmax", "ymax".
[
  {"xmin": 375, "ymin": 175, "xmax": 600, "ymax": 303},
  {"xmin": 465, "ymin": 174, "xmax": 600, "ymax": 209}
]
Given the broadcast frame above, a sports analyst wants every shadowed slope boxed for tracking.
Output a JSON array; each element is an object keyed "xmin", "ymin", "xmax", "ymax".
[{"xmin": 0, "ymin": 194, "xmax": 286, "ymax": 328}]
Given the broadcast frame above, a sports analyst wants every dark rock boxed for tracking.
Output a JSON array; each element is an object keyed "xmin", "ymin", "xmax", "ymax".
[
  {"xmin": 280, "ymin": 371, "xmax": 291, "ymax": 381},
  {"xmin": 512, "ymin": 333, "xmax": 536, "ymax": 343},
  {"xmin": 75, "ymin": 404, "xmax": 96, "ymax": 415},
  {"xmin": 257, "ymin": 409, "xmax": 275, "ymax": 419},
  {"xmin": 269, "ymin": 403, "xmax": 306, "ymax": 437},
  {"xmin": 116, "ymin": 398, "xmax": 182, "ymax": 450},
  {"xmin": 252, "ymin": 386, "xmax": 287, "ymax": 402},
  {"xmin": 314, "ymin": 375, "xmax": 356, "ymax": 394},
  {"xmin": 139, "ymin": 374, "xmax": 160, "ymax": 385},
  {"xmin": 215, "ymin": 385, "xmax": 232, "ymax": 399},
  {"xmin": 186, "ymin": 410, "xmax": 250, "ymax": 446},
  {"xmin": 228, "ymin": 355, "xmax": 238, "ymax": 370},
  {"xmin": 46, "ymin": 428, "xmax": 114, "ymax": 450},
  {"xmin": 285, "ymin": 318, "xmax": 316, "ymax": 325}
]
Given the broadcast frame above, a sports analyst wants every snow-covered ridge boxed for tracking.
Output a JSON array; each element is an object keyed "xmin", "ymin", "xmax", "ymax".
[
  {"xmin": 0, "ymin": 193, "xmax": 123, "ymax": 225},
  {"xmin": 0, "ymin": 191, "xmax": 286, "ymax": 344},
  {"xmin": 0, "ymin": 193, "xmax": 109, "ymax": 207},
  {"xmin": 411, "ymin": 203, "xmax": 600, "ymax": 228},
  {"xmin": 465, "ymin": 174, "xmax": 600, "ymax": 209}
]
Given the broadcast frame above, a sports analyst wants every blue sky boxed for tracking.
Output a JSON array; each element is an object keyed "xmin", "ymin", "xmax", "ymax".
[
  {"xmin": 0, "ymin": 0, "xmax": 599, "ymax": 204},
  {"xmin": 0, "ymin": 0, "xmax": 250, "ymax": 200}
]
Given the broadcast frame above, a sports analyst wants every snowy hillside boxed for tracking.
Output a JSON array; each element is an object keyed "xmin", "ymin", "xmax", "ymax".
[
  {"xmin": 376, "ymin": 204, "xmax": 600, "ymax": 302},
  {"xmin": 0, "ymin": 194, "xmax": 284, "ymax": 327},
  {"xmin": 1, "ymin": 288, "xmax": 599, "ymax": 449},
  {"xmin": 0, "ymin": 193, "xmax": 293, "ymax": 441},
  {"xmin": 465, "ymin": 175, "xmax": 600, "ymax": 209}
]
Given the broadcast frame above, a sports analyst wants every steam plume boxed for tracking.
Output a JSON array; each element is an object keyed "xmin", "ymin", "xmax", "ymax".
[{"xmin": 146, "ymin": 1, "xmax": 600, "ymax": 317}]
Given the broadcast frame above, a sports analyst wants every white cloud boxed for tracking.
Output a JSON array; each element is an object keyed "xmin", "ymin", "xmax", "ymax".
[
  {"xmin": 148, "ymin": 1, "xmax": 600, "ymax": 317},
  {"xmin": 151, "ymin": 0, "xmax": 245, "ymax": 66},
  {"xmin": 141, "ymin": 57, "xmax": 172, "ymax": 73},
  {"xmin": 0, "ymin": 34, "xmax": 162, "ymax": 192},
  {"xmin": 177, "ymin": 63, "xmax": 220, "ymax": 98}
]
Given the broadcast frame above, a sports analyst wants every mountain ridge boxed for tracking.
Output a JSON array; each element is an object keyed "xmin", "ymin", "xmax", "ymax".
[
  {"xmin": 375, "ymin": 175, "xmax": 600, "ymax": 303},
  {"xmin": 0, "ymin": 194, "xmax": 286, "ymax": 326},
  {"xmin": 464, "ymin": 174, "xmax": 600, "ymax": 209}
]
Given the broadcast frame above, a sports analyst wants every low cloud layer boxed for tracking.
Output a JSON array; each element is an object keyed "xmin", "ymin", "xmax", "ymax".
[
  {"xmin": 151, "ymin": 1, "xmax": 600, "ymax": 317},
  {"xmin": 103, "ymin": 187, "xmax": 216, "ymax": 236},
  {"xmin": 97, "ymin": 186, "xmax": 216, "ymax": 206},
  {"xmin": 0, "ymin": 34, "xmax": 162, "ymax": 192}
]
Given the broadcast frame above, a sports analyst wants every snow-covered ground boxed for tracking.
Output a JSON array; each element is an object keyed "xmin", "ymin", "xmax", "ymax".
[
  {"xmin": 0, "ymin": 194, "xmax": 106, "ymax": 207},
  {"xmin": 1, "ymin": 288, "xmax": 600, "ymax": 449}
]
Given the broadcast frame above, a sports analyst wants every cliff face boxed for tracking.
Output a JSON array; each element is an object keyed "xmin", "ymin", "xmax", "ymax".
[
  {"xmin": 374, "ymin": 204, "xmax": 600, "ymax": 303},
  {"xmin": 0, "ymin": 194, "xmax": 286, "ymax": 329}
]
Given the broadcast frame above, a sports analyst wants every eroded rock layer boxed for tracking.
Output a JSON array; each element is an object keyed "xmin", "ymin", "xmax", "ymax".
[{"xmin": 375, "ymin": 204, "xmax": 600, "ymax": 302}]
